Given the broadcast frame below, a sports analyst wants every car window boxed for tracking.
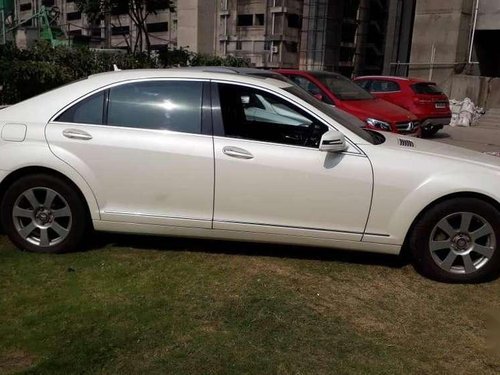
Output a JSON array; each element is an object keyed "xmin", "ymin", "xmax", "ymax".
[
  {"xmin": 355, "ymin": 79, "xmax": 371, "ymax": 91},
  {"xmin": 107, "ymin": 81, "xmax": 203, "ymax": 133},
  {"xmin": 55, "ymin": 91, "xmax": 105, "ymax": 125},
  {"xmin": 411, "ymin": 82, "xmax": 444, "ymax": 95},
  {"xmin": 371, "ymin": 80, "xmax": 400, "ymax": 92},
  {"xmin": 311, "ymin": 72, "xmax": 374, "ymax": 100},
  {"xmin": 288, "ymin": 75, "xmax": 334, "ymax": 105},
  {"xmin": 218, "ymin": 83, "xmax": 328, "ymax": 148}
]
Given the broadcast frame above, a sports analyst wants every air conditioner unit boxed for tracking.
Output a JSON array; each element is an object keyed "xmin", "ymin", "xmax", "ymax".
[{"xmin": 271, "ymin": 46, "xmax": 279, "ymax": 54}]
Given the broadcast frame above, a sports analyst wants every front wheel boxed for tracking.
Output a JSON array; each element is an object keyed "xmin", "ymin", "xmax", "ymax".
[
  {"xmin": 410, "ymin": 198, "xmax": 500, "ymax": 283},
  {"xmin": 421, "ymin": 126, "xmax": 441, "ymax": 138},
  {"xmin": 0, "ymin": 174, "xmax": 88, "ymax": 253}
]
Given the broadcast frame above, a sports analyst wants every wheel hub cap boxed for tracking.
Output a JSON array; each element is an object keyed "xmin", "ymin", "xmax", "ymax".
[
  {"xmin": 35, "ymin": 208, "xmax": 53, "ymax": 225},
  {"xmin": 452, "ymin": 233, "xmax": 472, "ymax": 253}
]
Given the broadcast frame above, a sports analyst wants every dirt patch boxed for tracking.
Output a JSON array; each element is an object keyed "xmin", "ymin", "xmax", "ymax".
[{"xmin": 0, "ymin": 350, "xmax": 36, "ymax": 374}]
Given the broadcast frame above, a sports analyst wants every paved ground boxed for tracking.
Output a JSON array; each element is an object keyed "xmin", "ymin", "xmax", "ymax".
[{"xmin": 434, "ymin": 124, "xmax": 500, "ymax": 153}]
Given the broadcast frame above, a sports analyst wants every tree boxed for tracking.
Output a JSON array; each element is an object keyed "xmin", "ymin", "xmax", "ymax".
[{"xmin": 75, "ymin": 0, "xmax": 175, "ymax": 53}]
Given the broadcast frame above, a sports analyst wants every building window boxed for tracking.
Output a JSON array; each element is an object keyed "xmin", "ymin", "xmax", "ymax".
[
  {"xmin": 69, "ymin": 29, "xmax": 82, "ymax": 36},
  {"xmin": 112, "ymin": 26, "xmax": 130, "ymax": 35},
  {"xmin": 287, "ymin": 14, "xmax": 302, "ymax": 28},
  {"xmin": 111, "ymin": 2, "xmax": 128, "ymax": 15},
  {"xmin": 236, "ymin": 41, "xmax": 242, "ymax": 50},
  {"xmin": 19, "ymin": 3, "xmax": 32, "ymax": 11},
  {"xmin": 237, "ymin": 14, "xmax": 253, "ymax": 27},
  {"xmin": 147, "ymin": 22, "xmax": 168, "ymax": 33},
  {"xmin": 264, "ymin": 41, "xmax": 272, "ymax": 51},
  {"xmin": 42, "ymin": 0, "xmax": 55, "ymax": 6},
  {"xmin": 91, "ymin": 28, "xmax": 101, "ymax": 37},
  {"xmin": 67, "ymin": 12, "xmax": 81, "ymax": 21},
  {"xmin": 287, "ymin": 42, "xmax": 298, "ymax": 53},
  {"xmin": 255, "ymin": 14, "xmax": 264, "ymax": 26}
]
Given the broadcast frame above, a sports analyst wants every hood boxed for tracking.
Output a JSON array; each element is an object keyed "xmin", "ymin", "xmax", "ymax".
[
  {"xmin": 339, "ymin": 98, "xmax": 417, "ymax": 123},
  {"xmin": 381, "ymin": 132, "xmax": 500, "ymax": 170}
]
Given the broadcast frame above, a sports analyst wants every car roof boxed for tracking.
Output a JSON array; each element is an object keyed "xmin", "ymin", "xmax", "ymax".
[
  {"xmin": 88, "ymin": 68, "xmax": 293, "ymax": 88},
  {"xmin": 0, "ymin": 68, "xmax": 296, "ymax": 123},
  {"xmin": 355, "ymin": 75, "xmax": 436, "ymax": 84},
  {"xmin": 275, "ymin": 69, "xmax": 344, "ymax": 78}
]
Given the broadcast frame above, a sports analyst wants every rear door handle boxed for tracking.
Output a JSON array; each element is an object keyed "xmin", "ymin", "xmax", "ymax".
[
  {"xmin": 222, "ymin": 146, "xmax": 254, "ymax": 160},
  {"xmin": 63, "ymin": 129, "xmax": 93, "ymax": 140}
]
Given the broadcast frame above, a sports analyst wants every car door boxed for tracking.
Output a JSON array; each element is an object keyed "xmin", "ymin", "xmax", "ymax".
[
  {"xmin": 211, "ymin": 82, "xmax": 373, "ymax": 241},
  {"xmin": 46, "ymin": 79, "xmax": 214, "ymax": 228}
]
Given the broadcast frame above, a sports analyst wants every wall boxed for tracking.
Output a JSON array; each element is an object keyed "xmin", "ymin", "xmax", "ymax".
[
  {"xmin": 409, "ymin": 0, "xmax": 474, "ymax": 85},
  {"xmin": 448, "ymin": 74, "xmax": 500, "ymax": 109},
  {"xmin": 476, "ymin": 0, "xmax": 500, "ymax": 30}
]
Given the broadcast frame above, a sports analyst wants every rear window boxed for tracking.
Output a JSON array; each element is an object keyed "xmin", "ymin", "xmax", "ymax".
[{"xmin": 411, "ymin": 83, "xmax": 443, "ymax": 95}]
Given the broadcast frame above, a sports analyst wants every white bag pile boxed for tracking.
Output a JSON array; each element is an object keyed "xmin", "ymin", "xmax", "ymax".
[{"xmin": 449, "ymin": 98, "xmax": 485, "ymax": 127}]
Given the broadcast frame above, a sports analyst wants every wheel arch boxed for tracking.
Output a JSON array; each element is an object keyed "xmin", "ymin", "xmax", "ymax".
[
  {"xmin": 401, "ymin": 191, "xmax": 500, "ymax": 253},
  {"xmin": 0, "ymin": 166, "xmax": 96, "ymax": 229}
]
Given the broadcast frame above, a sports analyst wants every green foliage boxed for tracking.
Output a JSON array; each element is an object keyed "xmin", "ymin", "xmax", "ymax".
[{"xmin": 0, "ymin": 41, "xmax": 249, "ymax": 104}]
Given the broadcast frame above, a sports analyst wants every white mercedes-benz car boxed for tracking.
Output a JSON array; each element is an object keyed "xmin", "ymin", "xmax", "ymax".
[{"xmin": 0, "ymin": 68, "xmax": 499, "ymax": 282}]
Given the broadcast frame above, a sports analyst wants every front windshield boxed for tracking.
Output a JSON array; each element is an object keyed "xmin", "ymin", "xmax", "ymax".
[
  {"xmin": 284, "ymin": 85, "xmax": 381, "ymax": 145},
  {"xmin": 312, "ymin": 72, "xmax": 374, "ymax": 101}
]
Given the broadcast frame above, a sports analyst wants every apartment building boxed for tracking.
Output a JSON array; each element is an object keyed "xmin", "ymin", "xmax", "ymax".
[{"xmin": 11, "ymin": 0, "xmax": 176, "ymax": 49}]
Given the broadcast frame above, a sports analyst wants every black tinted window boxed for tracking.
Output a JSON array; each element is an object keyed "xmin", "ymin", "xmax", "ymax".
[
  {"xmin": 411, "ymin": 82, "xmax": 443, "ymax": 95},
  {"xmin": 371, "ymin": 80, "xmax": 400, "ymax": 92},
  {"xmin": 56, "ymin": 91, "xmax": 104, "ymax": 124},
  {"xmin": 107, "ymin": 81, "xmax": 203, "ymax": 133},
  {"xmin": 218, "ymin": 83, "xmax": 328, "ymax": 148}
]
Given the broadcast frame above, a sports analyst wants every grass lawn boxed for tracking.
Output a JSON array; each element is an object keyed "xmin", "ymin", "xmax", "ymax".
[{"xmin": 0, "ymin": 233, "xmax": 499, "ymax": 374}]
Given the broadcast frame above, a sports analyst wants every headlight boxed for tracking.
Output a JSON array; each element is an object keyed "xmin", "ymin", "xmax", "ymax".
[{"xmin": 366, "ymin": 118, "xmax": 392, "ymax": 131}]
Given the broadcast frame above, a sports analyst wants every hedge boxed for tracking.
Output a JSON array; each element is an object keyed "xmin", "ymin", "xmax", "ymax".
[{"xmin": 0, "ymin": 41, "xmax": 249, "ymax": 104}]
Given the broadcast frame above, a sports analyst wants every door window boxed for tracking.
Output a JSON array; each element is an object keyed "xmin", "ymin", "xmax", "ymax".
[
  {"xmin": 217, "ymin": 83, "xmax": 328, "ymax": 148},
  {"xmin": 370, "ymin": 80, "xmax": 400, "ymax": 92},
  {"xmin": 355, "ymin": 79, "xmax": 371, "ymax": 91},
  {"xmin": 55, "ymin": 91, "xmax": 105, "ymax": 125},
  {"xmin": 107, "ymin": 81, "xmax": 203, "ymax": 133}
]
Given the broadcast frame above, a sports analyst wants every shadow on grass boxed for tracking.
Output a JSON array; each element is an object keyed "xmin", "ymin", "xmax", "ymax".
[{"xmin": 87, "ymin": 232, "xmax": 410, "ymax": 269}]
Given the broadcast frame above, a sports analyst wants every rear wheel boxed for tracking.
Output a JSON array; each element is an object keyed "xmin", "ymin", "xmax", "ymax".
[
  {"xmin": 0, "ymin": 174, "xmax": 88, "ymax": 253},
  {"xmin": 410, "ymin": 198, "xmax": 500, "ymax": 283},
  {"xmin": 421, "ymin": 125, "xmax": 441, "ymax": 138}
]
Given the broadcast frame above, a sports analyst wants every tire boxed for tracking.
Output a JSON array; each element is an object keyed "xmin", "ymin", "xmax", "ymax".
[
  {"xmin": 0, "ymin": 174, "xmax": 88, "ymax": 253},
  {"xmin": 421, "ymin": 126, "xmax": 441, "ymax": 138},
  {"xmin": 410, "ymin": 198, "xmax": 500, "ymax": 283}
]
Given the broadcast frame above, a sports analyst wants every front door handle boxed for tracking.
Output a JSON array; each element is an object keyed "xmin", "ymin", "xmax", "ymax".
[
  {"xmin": 62, "ymin": 129, "xmax": 93, "ymax": 140},
  {"xmin": 222, "ymin": 146, "xmax": 254, "ymax": 160}
]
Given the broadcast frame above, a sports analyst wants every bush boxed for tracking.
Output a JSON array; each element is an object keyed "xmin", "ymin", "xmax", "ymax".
[{"xmin": 0, "ymin": 41, "xmax": 249, "ymax": 104}]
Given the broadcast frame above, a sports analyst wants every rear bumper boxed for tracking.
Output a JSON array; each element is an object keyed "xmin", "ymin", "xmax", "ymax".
[{"xmin": 422, "ymin": 117, "xmax": 451, "ymax": 128}]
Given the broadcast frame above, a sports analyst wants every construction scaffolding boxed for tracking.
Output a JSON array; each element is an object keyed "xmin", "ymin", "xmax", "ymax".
[{"xmin": 299, "ymin": 0, "xmax": 390, "ymax": 77}]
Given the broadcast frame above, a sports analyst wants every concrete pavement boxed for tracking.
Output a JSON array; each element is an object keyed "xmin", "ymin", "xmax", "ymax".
[{"xmin": 433, "ymin": 112, "xmax": 500, "ymax": 153}]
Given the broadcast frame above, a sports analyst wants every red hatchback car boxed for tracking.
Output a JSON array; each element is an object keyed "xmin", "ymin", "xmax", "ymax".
[
  {"xmin": 354, "ymin": 76, "xmax": 452, "ymax": 138},
  {"xmin": 275, "ymin": 69, "xmax": 420, "ymax": 136}
]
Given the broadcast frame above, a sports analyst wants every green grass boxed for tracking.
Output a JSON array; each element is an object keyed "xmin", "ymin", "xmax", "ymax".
[{"xmin": 0, "ymin": 234, "xmax": 499, "ymax": 374}]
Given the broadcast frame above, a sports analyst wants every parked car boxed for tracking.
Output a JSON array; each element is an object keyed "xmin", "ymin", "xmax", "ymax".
[
  {"xmin": 354, "ymin": 76, "xmax": 452, "ymax": 138},
  {"xmin": 0, "ymin": 69, "xmax": 499, "ymax": 282},
  {"xmin": 275, "ymin": 69, "xmax": 421, "ymax": 136}
]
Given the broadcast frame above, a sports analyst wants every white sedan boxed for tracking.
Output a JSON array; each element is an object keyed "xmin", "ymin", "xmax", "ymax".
[{"xmin": 0, "ymin": 69, "xmax": 499, "ymax": 283}]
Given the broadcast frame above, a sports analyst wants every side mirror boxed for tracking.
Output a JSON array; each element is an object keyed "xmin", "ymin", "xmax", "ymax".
[{"xmin": 319, "ymin": 130, "xmax": 347, "ymax": 153}]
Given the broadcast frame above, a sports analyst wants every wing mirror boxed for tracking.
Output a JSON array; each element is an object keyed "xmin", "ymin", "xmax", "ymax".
[{"xmin": 319, "ymin": 130, "xmax": 348, "ymax": 153}]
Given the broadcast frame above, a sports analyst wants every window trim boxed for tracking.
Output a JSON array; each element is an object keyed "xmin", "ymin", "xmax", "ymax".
[
  {"xmin": 51, "ymin": 78, "xmax": 212, "ymax": 136},
  {"xmin": 210, "ymin": 80, "xmax": 363, "ymax": 155}
]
